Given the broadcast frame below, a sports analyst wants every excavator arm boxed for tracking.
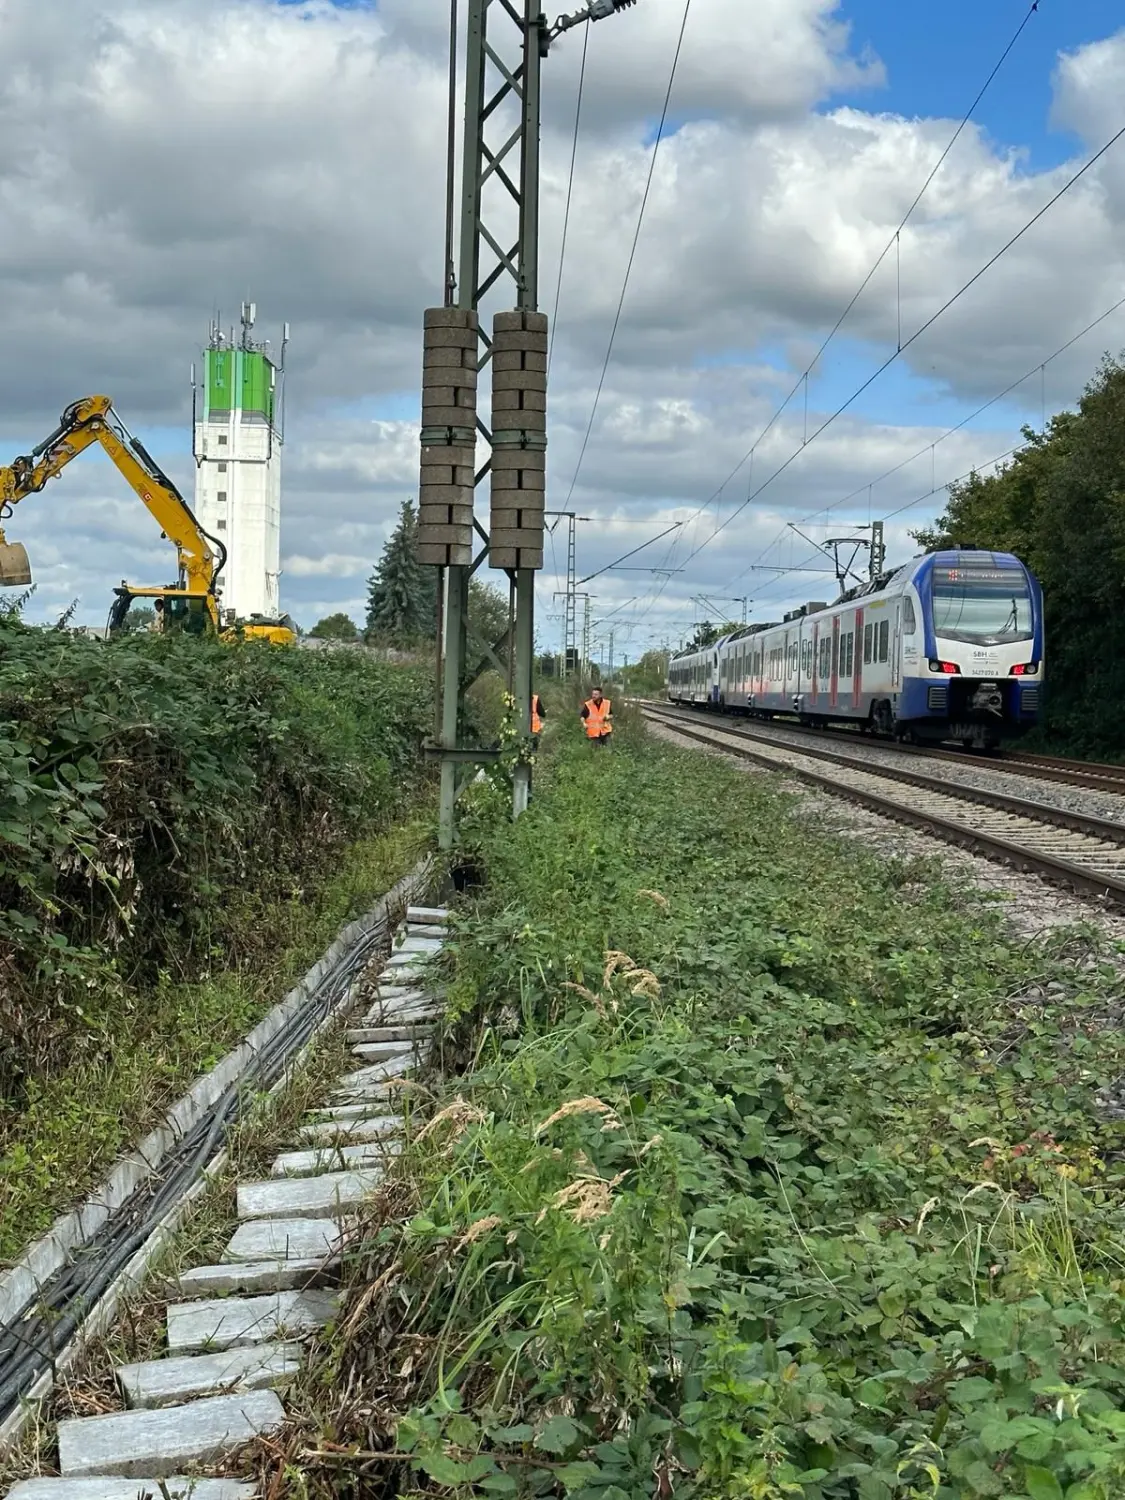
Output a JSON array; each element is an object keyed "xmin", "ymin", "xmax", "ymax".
[{"xmin": 0, "ymin": 395, "xmax": 226, "ymax": 629}]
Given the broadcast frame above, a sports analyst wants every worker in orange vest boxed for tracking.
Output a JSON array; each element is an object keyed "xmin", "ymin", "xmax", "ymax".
[
  {"xmin": 581, "ymin": 687, "xmax": 612, "ymax": 747},
  {"xmin": 531, "ymin": 693, "xmax": 545, "ymax": 747}
]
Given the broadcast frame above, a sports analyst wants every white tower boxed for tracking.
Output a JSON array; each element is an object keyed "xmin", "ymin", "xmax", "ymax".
[{"xmin": 193, "ymin": 305, "xmax": 287, "ymax": 622}]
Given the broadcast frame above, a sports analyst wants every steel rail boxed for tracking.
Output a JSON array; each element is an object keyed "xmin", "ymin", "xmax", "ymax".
[
  {"xmin": 655, "ymin": 701, "xmax": 1125, "ymax": 795},
  {"xmin": 642, "ymin": 707, "xmax": 1125, "ymax": 907}
]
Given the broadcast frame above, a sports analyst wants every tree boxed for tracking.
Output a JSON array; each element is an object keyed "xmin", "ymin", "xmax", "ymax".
[
  {"xmin": 682, "ymin": 621, "xmax": 740, "ymax": 653},
  {"xmin": 365, "ymin": 500, "xmax": 437, "ymax": 644},
  {"xmin": 117, "ymin": 604, "xmax": 157, "ymax": 634},
  {"xmin": 310, "ymin": 612, "xmax": 359, "ymax": 642},
  {"xmin": 911, "ymin": 354, "xmax": 1125, "ymax": 754}
]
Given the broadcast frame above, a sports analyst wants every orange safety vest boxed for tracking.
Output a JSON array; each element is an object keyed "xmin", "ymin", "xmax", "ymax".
[
  {"xmin": 531, "ymin": 695, "xmax": 543, "ymax": 735},
  {"xmin": 583, "ymin": 697, "xmax": 612, "ymax": 738}
]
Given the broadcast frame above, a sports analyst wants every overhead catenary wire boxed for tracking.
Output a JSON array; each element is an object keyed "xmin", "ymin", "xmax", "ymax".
[
  {"xmin": 561, "ymin": 0, "xmax": 693, "ymax": 510},
  {"xmin": 652, "ymin": 2, "xmax": 1045, "ymax": 577},
  {"xmin": 718, "ymin": 284, "xmax": 1125, "ymax": 598},
  {"xmin": 673, "ymin": 116, "xmax": 1125, "ymax": 576},
  {"xmin": 547, "ymin": 20, "xmax": 589, "ymax": 382}
]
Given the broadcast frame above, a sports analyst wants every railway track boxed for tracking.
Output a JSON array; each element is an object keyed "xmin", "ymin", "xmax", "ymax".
[
  {"xmin": 643, "ymin": 704, "xmax": 1125, "ymax": 906},
  {"xmin": 658, "ymin": 702, "xmax": 1125, "ymax": 793}
]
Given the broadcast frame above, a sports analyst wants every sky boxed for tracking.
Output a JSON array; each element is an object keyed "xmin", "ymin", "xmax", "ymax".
[{"xmin": 1, "ymin": 0, "xmax": 1124, "ymax": 660}]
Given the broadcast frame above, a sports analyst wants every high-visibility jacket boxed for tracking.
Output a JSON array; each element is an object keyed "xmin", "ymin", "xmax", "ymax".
[
  {"xmin": 583, "ymin": 697, "xmax": 612, "ymax": 738},
  {"xmin": 531, "ymin": 695, "xmax": 543, "ymax": 735}
]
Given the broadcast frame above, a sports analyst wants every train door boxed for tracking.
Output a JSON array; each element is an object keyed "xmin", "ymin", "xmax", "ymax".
[
  {"xmin": 853, "ymin": 608, "xmax": 864, "ymax": 708},
  {"xmin": 830, "ymin": 616, "xmax": 840, "ymax": 708},
  {"xmin": 891, "ymin": 603, "xmax": 902, "ymax": 690}
]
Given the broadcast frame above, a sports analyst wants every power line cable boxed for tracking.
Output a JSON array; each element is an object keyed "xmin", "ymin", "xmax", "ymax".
[
  {"xmin": 673, "ymin": 117, "xmax": 1125, "ymax": 575},
  {"xmin": 562, "ymin": 0, "xmax": 693, "ymax": 508},
  {"xmin": 720, "ymin": 286, "xmax": 1125, "ymax": 594},
  {"xmin": 655, "ymin": 2, "xmax": 1044, "ymax": 574},
  {"xmin": 547, "ymin": 21, "xmax": 590, "ymax": 383}
]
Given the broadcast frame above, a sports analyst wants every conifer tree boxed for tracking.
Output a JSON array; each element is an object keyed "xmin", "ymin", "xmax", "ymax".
[{"xmin": 365, "ymin": 501, "xmax": 437, "ymax": 643}]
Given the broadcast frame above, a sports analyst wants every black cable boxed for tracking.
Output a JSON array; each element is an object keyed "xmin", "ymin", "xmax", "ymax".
[
  {"xmin": 561, "ymin": 0, "xmax": 693, "ymax": 509},
  {"xmin": 675, "ymin": 117, "xmax": 1125, "ymax": 573},
  {"xmin": 655, "ymin": 2, "xmax": 1046, "ymax": 583},
  {"xmin": 0, "ymin": 910, "xmax": 396, "ymax": 1420},
  {"xmin": 547, "ymin": 20, "xmax": 589, "ymax": 383}
]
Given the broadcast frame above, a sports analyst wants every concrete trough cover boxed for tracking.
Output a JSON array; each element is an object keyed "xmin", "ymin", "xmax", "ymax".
[
  {"xmin": 270, "ymin": 1144, "xmax": 391, "ymax": 1177},
  {"xmin": 346, "ymin": 1024, "xmax": 432, "ymax": 1045},
  {"xmin": 177, "ymin": 1257, "xmax": 337, "ymax": 1296},
  {"xmin": 57, "ymin": 1389, "xmax": 285, "ymax": 1477},
  {"xmin": 406, "ymin": 923, "xmax": 447, "ymax": 937},
  {"xmin": 299, "ymin": 1115, "xmax": 403, "ymax": 1146},
  {"xmin": 166, "ymin": 1289, "xmax": 339, "ymax": 1354},
  {"xmin": 9, "ymin": 1482, "xmax": 257, "ymax": 1500},
  {"xmin": 349, "ymin": 1040, "xmax": 414, "ymax": 1063},
  {"xmin": 334, "ymin": 1055, "xmax": 413, "ymax": 1091},
  {"xmin": 406, "ymin": 906, "xmax": 448, "ymax": 923},
  {"xmin": 237, "ymin": 1170, "xmax": 384, "ymax": 1222},
  {"xmin": 117, "ymin": 1341, "xmax": 304, "ymax": 1409},
  {"xmin": 224, "ymin": 1216, "xmax": 343, "ymax": 1263},
  {"xmin": 396, "ymin": 936, "xmax": 443, "ymax": 954}
]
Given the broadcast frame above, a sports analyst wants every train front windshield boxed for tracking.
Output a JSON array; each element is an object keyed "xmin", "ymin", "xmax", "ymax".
[{"xmin": 931, "ymin": 563, "xmax": 1033, "ymax": 644}]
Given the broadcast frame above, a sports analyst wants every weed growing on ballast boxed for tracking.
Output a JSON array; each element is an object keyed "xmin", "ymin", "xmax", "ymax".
[{"xmin": 297, "ymin": 715, "xmax": 1125, "ymax": 1499}]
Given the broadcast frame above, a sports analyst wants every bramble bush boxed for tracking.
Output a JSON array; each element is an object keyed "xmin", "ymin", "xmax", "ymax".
[
  {"xmin": 0, "ymin": 622, "xmax": 433, "ymax": 1098},
  {"xmin": 318, "ymin": 715, "xmax": 1125, "ymax": 1500}
]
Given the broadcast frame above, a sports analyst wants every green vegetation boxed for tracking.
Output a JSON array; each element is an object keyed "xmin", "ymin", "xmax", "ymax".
[
  {"xmin": 310, "ymin": 611, "xmax": 360, "ymax": 642},
  {"xmin": 916, "ymin": 354, "xmax": 1125, "ymax": 756},
  {"xmin": 364, "ymin": 498, "xmax": 510, "ymax": 667},
  {"xmin": 621, "ymin": 648, "xmax": 670, "ymax": 698},
  {"xmin": 320, "ymin": 719, "xmax": 1125, "ymax": 1499},
  {"xmin": 0, "ymin": 624, "xmax": 435, "ymax": 1255}
]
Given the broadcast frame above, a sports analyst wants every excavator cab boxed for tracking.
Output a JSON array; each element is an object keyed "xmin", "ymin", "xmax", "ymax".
[{"xmin": 108, "ymin": 587, "xmax": 216, "ymax": 638}]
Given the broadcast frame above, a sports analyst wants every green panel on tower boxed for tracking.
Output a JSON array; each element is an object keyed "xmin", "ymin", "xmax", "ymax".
[
  {"xmin": 240, "ymin": 351, "xmax": 275, "ymax": 423},
  {"xmin": 206, "ymin": 349, "xmax": 233, "ymax": 417}
]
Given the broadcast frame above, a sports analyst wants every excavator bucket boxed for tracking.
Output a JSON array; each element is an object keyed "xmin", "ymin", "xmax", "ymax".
[{"xmin": 0, "ymin": 537, "xmax": 31, "ymax": 587}]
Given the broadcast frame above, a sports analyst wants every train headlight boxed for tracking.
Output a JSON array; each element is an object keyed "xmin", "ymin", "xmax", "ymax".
[
  {"xmin": 1010, "ymin": 663, "xmax": 1039, "ymax": 676},
  {"xmin": 928, "ymin": 659, "xmax": 961, "ymax": 674}
]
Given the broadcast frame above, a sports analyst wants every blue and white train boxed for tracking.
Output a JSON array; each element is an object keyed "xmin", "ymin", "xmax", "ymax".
[{"xmin": 667, "ymin": 548, "xmax": 1044, "ymax": 750}]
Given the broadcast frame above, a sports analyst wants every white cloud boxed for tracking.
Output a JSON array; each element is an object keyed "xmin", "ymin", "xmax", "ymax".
[{"xmin": 0, "ymin": 0, "xmax": 1123, "ymax": 650}]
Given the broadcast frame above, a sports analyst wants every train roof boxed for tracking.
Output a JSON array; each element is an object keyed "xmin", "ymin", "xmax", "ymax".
[{"xmin": 668, "ymin": 547, "xmax": 1031, "ymax": 661}]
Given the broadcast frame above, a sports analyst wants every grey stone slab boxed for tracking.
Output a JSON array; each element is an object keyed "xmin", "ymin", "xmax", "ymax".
[
  {"xmin": 117, "ymin": 1341, "xmax": 304, "ymax": 1409},
  {"xmin": 364, "ymin": 1001, "xmax": 440, "ymax": 1027},
  {"xmin": 166, "ymin": 1290, "xmax": 339, "ymax": 1354},
  {"xmin": 349, "ymin": 1040, "xmax": 414, "ymax": 1063},
  {"xmin": 237, "ymin": 1171, "xmax": 384, "ymax": 1222},
  {"xmin": 334, "ymin": 1055, "xmax": 413, "ymax": 1092},
  {"xmin": 10, "ymin": 1482, "xmax": 256, "ymax": 1500},
  {"xmin": 57, "ymin": 1390, "xmax": 285, "ymax": 1477},
  {"xmin": 224, "ymin": 1217, "xmax": 343, "ymax": 1263},
  {"xmin": 305, "ymin": 1102, "xmax": 373, "ymax": 1122},
  {"xmin": 406, "ymin": 923, "xmax": 447, "ymax": 938},
  {"xmin": 270, "ymin": 1144, "xmax": 391, "ymax": 1178},
  {"xmin": 346, "ymin": 1024, "xmax": 432, "ymax": 1045},
  {"xmin": 396, "ymin": 936, "xmax": 443, "ymax": 954},
  {"xmin": 177, "ymin": 1258, "xmax": 336, "ymax": 1296},
  {"xmin": 407, "ymin": 905, "xmax": 448, "ymax": 923},
  {"xmin": 299, "ymin": 1115, "xmax": 403, "ymax": 1146}
]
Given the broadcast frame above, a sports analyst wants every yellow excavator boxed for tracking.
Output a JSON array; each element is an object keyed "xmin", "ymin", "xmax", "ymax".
[{"xmin": 0, "ymin": 395, "xmax": 296, "ymax": 644}]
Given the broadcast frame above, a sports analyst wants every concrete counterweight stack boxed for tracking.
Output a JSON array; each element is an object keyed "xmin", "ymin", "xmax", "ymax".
[
  {"xmin": 488, "ymin": 310, "xmax": 547, "ymax": 571},
  {"xmin": 416, "ymin": 307, "xmax": 479, "ymax": 567}
]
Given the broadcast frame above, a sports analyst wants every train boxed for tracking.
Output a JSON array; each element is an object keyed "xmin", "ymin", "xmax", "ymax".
[{"xmin": 666, "ymin": 548, "xmax": 1044, "ymax": 750}]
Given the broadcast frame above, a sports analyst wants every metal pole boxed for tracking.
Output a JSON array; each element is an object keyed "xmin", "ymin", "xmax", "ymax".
[
  {"xmin": 510, "ymin": 0, "xmax": 544, "ymax": 824},
  {"xmin": 436, "ymin": 0, "xmax": 487, "ymax": 851}
]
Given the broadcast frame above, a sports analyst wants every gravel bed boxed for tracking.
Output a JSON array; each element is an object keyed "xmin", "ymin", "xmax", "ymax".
[
  {"xmin": 655, "ymin": 708, "xmax": 1125, "ymax": 827},
  {"xmin": 649, "ymin": 715, "xmax": 1125, "ymax": 1122},
  {"xmin": 647, "ymin": 718, "xmax": 1125, "ymax": 947}
]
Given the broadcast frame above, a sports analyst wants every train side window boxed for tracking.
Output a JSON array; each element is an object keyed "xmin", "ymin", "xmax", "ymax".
[
  {"xmin": 878, "ymin": 619, "xmax": 890, "ymax": 662},
  {"xmin": 903, "ymin": 597, "xmax": 917, "ymax": 635},
  {"xmin": 864, "ymin": 623, "xmax": 872, "ymax": 664}
]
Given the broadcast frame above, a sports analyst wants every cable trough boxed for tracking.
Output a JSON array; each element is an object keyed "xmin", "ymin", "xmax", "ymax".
[
  {"xmin": 0, "ymin": 859, "xmax": 432, "ymax": 1453},
  {"xmin": 644, "ymin": 706, "xmax": 1125, "ymax": 905}
]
